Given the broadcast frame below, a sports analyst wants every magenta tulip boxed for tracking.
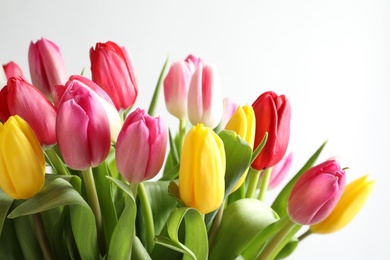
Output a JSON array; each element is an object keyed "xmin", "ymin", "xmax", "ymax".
[
  {"xmin": 56, "ymin": 81, "xmax": 111, "ymax": 170},
  {"xmin": 3, "ymin": 61, "xmax": 24, "ymax": 79},
  {"xmin": 251, "ymin": 91, "xmax": 291, "ymax": 170},
  {"xmin": 90, "ymin": 41, "xmax": 138, "ymax": 111},
  {"xmin": 0, "ymin": 77, "xmax": 57, "ymax": 146},
  {"xmin": 116, "ymin": 108, "xmax": 168, "ymax": 183},
  {"xmin": 287, "ymin": 160, "xmax": 346, "ymax": 225},
  {"xmin": 28, "ymin": 38, "xmax": 67, "ymax": 99},
  {"xmin": 163, "ymin": 54, "xmax": 200, "ymax": 119},
  {"xmin": 54, "ymin": 75, "xmax": 121, "ymax": 141},
  {"xmin": 187, "ymin": 63, "xmax": 223, "ymax": 128}
]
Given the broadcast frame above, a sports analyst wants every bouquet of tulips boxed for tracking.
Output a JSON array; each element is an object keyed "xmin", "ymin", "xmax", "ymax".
[{"xmin": 0, "ymin": 38, "xmax": 375, "ymax": 260}]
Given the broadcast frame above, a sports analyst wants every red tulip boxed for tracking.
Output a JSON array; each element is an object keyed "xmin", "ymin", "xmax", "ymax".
[
  {"xmin": 90, "ymin": 41, "xmax": 138, "ymax": 111},
  {"xmin": 116, "ymin": 108, "xmax": 168, "ymax": 183},
  {"xmin": 0, "ymin": 77, "xmax": 57, "ymax": 146},
  {"xmin": 251, "ymin": 91, "xmax": 291, "ymax": 170},
  {"xmin": 56, "ymin": 80, "xmax": 111, "ymax": 170},
  {"xmin": 28, "ymin": 38, "xmax": 67, "ymax": 99},
  {"xmin": 287, "ymin": 160, "xmax": 346, "ymax": 225}
]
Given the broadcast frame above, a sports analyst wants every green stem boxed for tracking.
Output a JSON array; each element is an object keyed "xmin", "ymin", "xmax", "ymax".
[
  {"xmin": 257, "ymin": 167, "xmax": 272, "ymax": 201},
  {"xmin": 32, "ymin": 213, "xmax": 55, "ymax": 260},
  {"xmin": 208, "ymin": 203, "xmax": 225, "ymax": 249},
  {"xmin": 178, "ymin": 119, "xmax": 186, "ymax": 155},
  {"xmin": 138, "ymin": 182, "xmax": 155, "ymax": 253},
  {"xmin": 257, "ymin": 218, "xmax": 298, "ymax": 260},
  {"xmin": 45, "ymin": 147, "xmax": 69, "ymax": 175},
  {"xmin": 81, "ymin": 168, "xmax": 104, "ymax": 252},
  {"xmin": 298, "ymin": 229, "xmax": 312, "ymax": 241},
  {"xmin": 246, "ymin": 168, "xmax": 261, "ymax": 198}
]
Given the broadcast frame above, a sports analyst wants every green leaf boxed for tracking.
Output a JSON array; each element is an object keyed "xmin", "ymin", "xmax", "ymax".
[
  {"xmin": 14, "ymin": 214, "xmax": 43, "ymax": 259},
  {"xmin": 0, "ymin": 218, "xmax": 23, "ymax": 259},
  {"xmin": 156, "ymin": 207, "xmax": 208, "ymax": 260},
  {"xmin": 209, "ymin": 199, "xmax": 279, "ymax": 259},
  {"xmin": 0, "ymin": 188, "xmax": 13, "ymax": 235},
  {"xmin": 148, "ymin": 55, "xmax": 170, "ymax": 116},
  {"xmin": 93, "ymin": 163, "xmax": 118, "ymax": 249},
  {"xmin": 107, "ymin": 198, "xmax": 136, "ymax": 260},
  {"xmin": 132, "ymin": 236, "xmax": 152, "ymax": 260},
  {"xmin": 162, "ymin": 130, "xmax": 181, "ymax": 181},
  {"xmin": 271, "ymin": 141, "xmax": 327, "ymax": 218},
  {"xmin": 275, "ymin": 236, "xmax": 299, "ymax": 259},
  {"xmin": 219, "ymin": 130, "xmax": 253, "ymax": 196},
  {"xmin": 8, "ymin": 177, "xmax": 88, "ymax": 218},
  {"xmin": 70, "ymin": 205, "xmax": 101, "ymax": 259},
  {"xmin": 143, "ymin": 181, "xmax": 178, "ymax": 236}
]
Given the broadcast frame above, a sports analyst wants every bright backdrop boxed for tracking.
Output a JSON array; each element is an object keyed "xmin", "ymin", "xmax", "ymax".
[{"xmin": 1, "ymin": 1, "xmax": 389, "ymax": 259}]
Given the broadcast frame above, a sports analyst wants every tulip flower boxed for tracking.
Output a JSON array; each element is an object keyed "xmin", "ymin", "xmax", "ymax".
[
  {"xmin": 90, "ymin": 41, "xmax": 138, "ymax": 111},
  {"xmin": 267, "ymin": 152, "xmax": 293, "ymax": 190},
  {"xmin": 56, "ymin": 81, "xmax": 111, "ymax": 170},
  {"xmin": 0, "ymin": 77, "xmax": 57, "ymax": 146},
  {"xmin": 287, "ymin": 160, "xmax": 346, "ymax": 225},
  {"xmin": 187, "ymin": 63, "xmax": 223, "ymax": 129},
  {"xmin": 163, "ymin": 54, "xmax": 200, "ymax": 119},
  {"xmin": 224, "ymin": 105, "xmax": 255, "ymax": 191},
  {"xmin": 116, "ymin": 108, "xmax": 168, "ymax": 183},
  {"xmin": 55, "ymin": 75, "xmax": 121, "ymax": 141},
  {"xmin": 0, "ymin": 66, "xmax": 6, "ymax": 89},
  {"xmin": 310, "ymin": 175, "xmax": 375, "ymax": 234},
  {"xmin": 0, "ymin": 115, "xmax": 45, "ymax": 199},
  {"xmin": 219, "ymin": 97, "xmax": 238, "ymax": 129},
  {"xmin": 3, "ymin": 61, "xmax": 24, "ymax": 79},
  {"xmin": 251, "ymin": 91, "xmax": 291, "ymax": 170},
  {"xmin": 28, "ymin": 37, "xmax": 67, "ymax": 99},
  {"xmin": 179, "ymin": 124, "xmax": 225, "ymax": 214}
]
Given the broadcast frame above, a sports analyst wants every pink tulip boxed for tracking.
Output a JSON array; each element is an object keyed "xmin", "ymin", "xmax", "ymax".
[
  {"xmin": 56, "ymin": 81, "xmax": 111, "ymax": 170},
  {"xmin": 0, "ymin": 77, "xmax": 57, "ymax": 146},
  {"xmin": 90, "ymin": 41, "xmax": 138, "ymax": 111},
  {"xmin": 163, "ymin": 54, "xmax": 200, "ymax": 119},
  {"xmin": 28, "ymin": 38, "xmax": 67, "ymax": 99},
  {"xmin": 3, "ymin": 61, "xmax": 24, "ymax": 79},
  {"xmin": 267, "ymin": 152, "xmax": 293, "ymax": 189},
  {"xmin": 54, "ymin": 75, "xmax": 121, "ymax": 141},
  {"xmin": 251, "ymin": 91, "xmax": 291, "ymax": 170},
  {"xmin": 187, "ymin": 63, "xmax": 223, "ymax": 128},
  {"xmin": 287, "ymin": 160, "xmax": 346, "ymax": 225},
  {"xmin": 116, "ymin": 108, "xmax": 168, "ymax": 183},
  {"xmin": 219, "ymin": 97, "xmax": 239, "ymax": 129}
]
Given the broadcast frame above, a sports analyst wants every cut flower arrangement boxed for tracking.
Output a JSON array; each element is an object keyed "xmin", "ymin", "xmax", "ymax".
[{"xmin": 0, "ymin": 38, "xmax": 375, "ymax": 260}]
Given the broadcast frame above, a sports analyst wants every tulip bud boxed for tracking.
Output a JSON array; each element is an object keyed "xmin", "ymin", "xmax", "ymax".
[
  {"xmin": 224, "ymin": 105, "xmax": 255, "ymax": 191},
  {"xmin": 116, "ymin": 108, "xmax": 168, "ymax": 183},
  {"xmin": 55, "ymin": 75, "xmax": 121, "ymax": 141},
  {"xmin": 187, "ymin": 63, "xmax": 223, "ymax": 129},
  {"xmin": 219, "ymin": 97, "xmax": 238, "ymax": 129},
  {"xmin": 163, "ymin": 54, "xmax": 200, "ymax": 119},
  {"xmin": 310, "ymin": 175, "xmax": 375, "ymax": 234},
  {"xmin": 267, "ymin": 152, "xmax": 293, "ymax": 190},
  {"xmin": 90, "ymin": 41, "xmax": 138, "ymax": 111},
  {"xmin": 287, "ymin": 160, "xmax": 346, "ymax": 225},
  {"xmin": 28, "ymin": 37, "xmax": 67, "ymax": 99},
  {"xmin": 0, "ymin": 77, "xmax": 57, "ymax": 146},
  {"xmin": 56, "ymin": 80, "xmax": 111, "ymax": 170},
  {"xmin": 179, "ymin": 124, "xmax": 225, "ymax": 214},
  {"xmin": 3, "ymin": 61, "xmax": 24, "ymax": 79},
  {"xmin": 0, "ymin": 116, "xmax": 45, "ymax": 199},
  {"xmin": 251, "ymin": 91, "xmax": 291, "ymax": 170}
]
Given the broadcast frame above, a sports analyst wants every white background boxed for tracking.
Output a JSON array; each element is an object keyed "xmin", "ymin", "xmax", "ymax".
[{"xmin": 1, "ymin": 0, "xmax": 389, "ymax": 259}]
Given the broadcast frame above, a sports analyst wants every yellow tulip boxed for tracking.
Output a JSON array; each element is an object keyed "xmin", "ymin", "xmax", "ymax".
[
  {"xmin": 179, "ymin": 124, "xmax": 225, "ymax": 214},
  {"xmin": 310, "ymin": 175, "xmax": 375, "ymax": 234},
  {"xmin": 0, "ymin": 115, "xmax": 45, "ymax": 199},
  {"xmin": 224, "ymin": 105, "xmax": 255, "ymax": 191}
]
